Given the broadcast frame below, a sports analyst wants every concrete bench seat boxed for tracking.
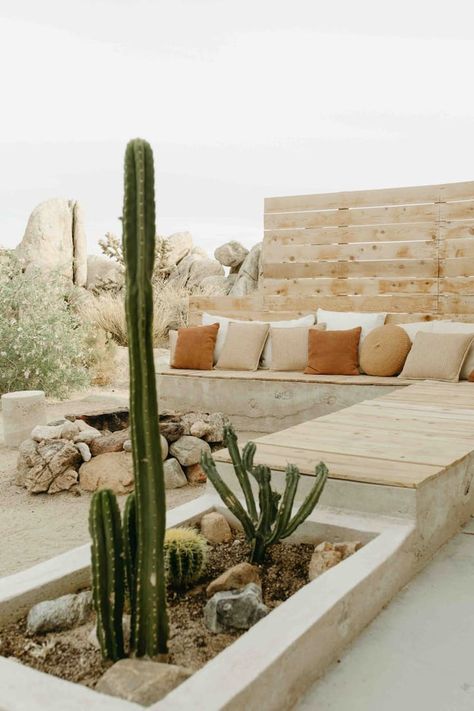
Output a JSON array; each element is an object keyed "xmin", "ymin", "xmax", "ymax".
[{"xmin": 157, "ymin": 365, "xmax": 412, "ymax": 432}]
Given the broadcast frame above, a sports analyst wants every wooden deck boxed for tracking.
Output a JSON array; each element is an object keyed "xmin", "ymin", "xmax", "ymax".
[{"xmin": 214, "ymin": 381, "xmax": 474, "ymax": 489}]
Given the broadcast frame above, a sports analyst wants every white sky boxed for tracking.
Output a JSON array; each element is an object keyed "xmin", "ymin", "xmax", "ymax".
[{"xmin": 2, "ymin": 0, "xmax": 474, "ymax": 255}]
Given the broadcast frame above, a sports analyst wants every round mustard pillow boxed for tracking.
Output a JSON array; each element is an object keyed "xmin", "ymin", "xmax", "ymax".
[{"xmin": 360, "ymin": 325, "xmax": 412, "ymax": 377}]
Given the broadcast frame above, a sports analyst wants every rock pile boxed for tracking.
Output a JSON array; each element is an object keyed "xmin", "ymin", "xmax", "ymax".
[{"xmin": 16, "ymin": 407, "xmax": 229, "ymax": 495}]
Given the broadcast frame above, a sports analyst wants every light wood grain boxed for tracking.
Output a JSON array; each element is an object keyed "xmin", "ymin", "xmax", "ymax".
[{"xmin": 263, "ymin": 277, "xmax": 438, "ymax": 297}]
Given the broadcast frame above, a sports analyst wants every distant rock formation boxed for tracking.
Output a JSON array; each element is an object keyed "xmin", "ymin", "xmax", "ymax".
[{"xmin": 16, "ymin": 198, "xmax": 87, "ymax": 286}]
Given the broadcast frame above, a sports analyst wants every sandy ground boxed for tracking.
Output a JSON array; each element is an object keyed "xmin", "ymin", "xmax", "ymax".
[{"xmin": 0, "ymin": 387, "xmax": 204, "ymax": 578}]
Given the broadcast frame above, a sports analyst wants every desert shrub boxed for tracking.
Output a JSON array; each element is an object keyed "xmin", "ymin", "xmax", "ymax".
[{"xmin": 0, "ymin": 254, "xmax": 90, "ymax": 398}]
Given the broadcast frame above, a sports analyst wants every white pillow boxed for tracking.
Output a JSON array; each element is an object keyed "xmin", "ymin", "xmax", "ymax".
[
  {"xmin": 431, "ymin": 321, "xmax": 474, "ymax": 379},
  {"xmin": 398, "ymin": 321, "xmax": 434, "ymax": 343},
  {"xmin": 316, "ymin": 309, "xmax": 386, "ymax": 340},
  {"xmin": 202, "ymin": 312, "xmax": 315, "ymax": 367}
]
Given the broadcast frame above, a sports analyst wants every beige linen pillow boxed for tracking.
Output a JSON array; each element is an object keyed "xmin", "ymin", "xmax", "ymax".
[
  {"xmin": 215, "ymin": 322, "xmax": 270, "ymax": 371},
  {"xmin": 270, "ymin": 324, "xmax": 326, "ymax": 372},
  {"xmin": 399, "ymin": 331, "xmax": 474, "ymax": 382},
  {"xmin": 431, "ymin": 321, "xmax": 474, "ymax": 379}
]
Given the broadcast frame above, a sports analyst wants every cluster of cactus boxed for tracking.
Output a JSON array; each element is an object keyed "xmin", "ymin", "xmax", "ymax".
[
  {"xmin": 201, "ymin": 425, "xmax": 329, "ymax": 564},
  {"xmin": 165, "ymin": 527, "xmax": 208, "ymax": 589},
  {"xmin": 89, "ymin": 138, "xmax": 168, "ymax": 661}
]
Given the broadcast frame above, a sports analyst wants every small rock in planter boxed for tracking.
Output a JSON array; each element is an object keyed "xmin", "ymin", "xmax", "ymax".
[
  {"xmin": 123, "ymin": 439, "xmax": 132, "ymax": 452},
  {"xmin": 75, "ymin": 442, "xmax": 92, "ymax": 462},
  {"xmin": 204, "ymin": 583, "xmax": 269, "ymax": 633},
  {"xmin": 206, "ymin": 562, "xmax": 261, "ymax": 597},
  {"xmin": 334, "ymin": 540, "xmax": 362, "ymax": 559},
  {"xmin": 200, "ymin": 512, "xmax": 232, "ymax": 544},
  {"xmin": 90, "ymin": 428, "xmax": 131, "ymax": 456},
  {"xmin": 96, "ymin": 658, "xmax": 192, "ymax": 706},
  {"xmin": 169, "ymin": 435, "xmax": 211, "ymax": 466},
  {"xmin": 73, "ymin": 426, "xmax": 102, "ymax": 444},
  {"xmin": 79, "ymin": 451, "xmax": 134, "ymax": 495},
  {"xmin": 185, "ymin": 463, "xmax": 207, "ymax": 485},
  {"xmin": 308, "ymin": 541, "xmax": 343, "ymax": 581},
  {"xmin": 27, "ymin": 591, "xmax": 92, "ymax": 635},
  {"xmin": 30, "ymin": 424, "xmax": 64, "ymax": 442},
  {"xmin": 164, "ymin": 458, "xmax": 188, "ymax": 489}
]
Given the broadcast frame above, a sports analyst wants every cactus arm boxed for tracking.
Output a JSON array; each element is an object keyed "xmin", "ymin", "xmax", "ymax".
[
  {"xmin": 201, "ymin": 451, "xmax": 256, "ymax": 541},
  {"xmin": 281, "ymin": 462, "xmax": 329, "ymax": 539},
  {"xmin": 248, "ymin": 465, "xmax": 274, "ymax": 563},
  {"xmin": 123, "ymin": 138, "xmax": 168, "ymax": 658},
  {"xmin": 266, "ymin": 464, "xmax": 300, "ymax": 545},
  {"xmin": 224, "ymin": 426, "xmax": 257, "ymax": 520},
  {"xmin": 123, "ymin": 492, "xmax": 137, "ymax": 649},
  {"xmin": 242, "ymin": 441, "xmax": 256, "ymax": 475},
  {"xmin": 89, "ymin": 490, "xmax": 125, "ymax": 661}
]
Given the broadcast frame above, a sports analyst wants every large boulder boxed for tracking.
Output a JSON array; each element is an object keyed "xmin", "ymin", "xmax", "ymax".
[
  {"xmin": 86, "ymin": 255, "xmax": 124, "ymax": 291},
  {"xmin": 16, "ymin": 198, "xmax": 87, "ymax": 286},
  {"xmin": 20, "ymin": 439, "xmax": 82, "ymax": 494},
  {"xmin": 200, "ymin": 275, "xmax": 229, "ymax": 294},
  {"xmin": 169, "ymin": 435, "xmax": 211, "ymax": 466},
  {"xmin": 214, "ymin": 241, "xmax": 249, "ymax": 269},
  {"xmin": 79, "ymin": 451, "xmax": 134, "ymax": 494},
  {"xmin": 230, "ymin": 243, "xmax": 262, "ymax": 296},
  {"xmin": 165, "ymin": 231, "xmax": 193, "ymax": 268},
  {"xmin": 187, "ymin": 258, "xmax": 224, "ymax": 288}
]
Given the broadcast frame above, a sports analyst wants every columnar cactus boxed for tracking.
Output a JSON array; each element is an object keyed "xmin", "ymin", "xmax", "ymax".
[
  {"xmin": 89, "ymin": 490, "xmax": 125, "ymax": 661},
  {"xmin": 165, "ymin": 527, "xmax": 208, "ymax": 589},
  {"xmin": 89, "ymin": 138, "xmax": 169, "ymax": 662},
  {"xmin": 123, "ymin": 138, "xmax": 168, "ymax": 658},
  {"xmin": 201, "ymin": 424, "xmax": 329, "ymax": 564}
]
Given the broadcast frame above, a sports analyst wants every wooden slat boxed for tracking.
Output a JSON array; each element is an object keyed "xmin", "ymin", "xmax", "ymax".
[
  {"xmin": 440, "ymin": 221, "xmax": 474, "ymax": 239},
  {"xmin": 263, "ymin": 224, "xmax": 437, "ymax": 246},
  {"xmin": 263, "ymin": 277, "xmax": 438, "ymax": 297},
  {"xmin": 264, "ymin": 204, "xmax": 437, "ymax": 230},
  {"xmin": 263, "ymin": 294, "xmax": 436, "ymax": 314},
  {"xmin": 440, "ymin": 295, "xmax": 474, "ymax": 314},
  {"xmin": 440, "ymin": 200, "xmax": 474, "ymax": 222},
  {"xmin": 263, "ymin": 259, "xmax": 438, "ymax": 279},
  {"xmin": 440, "ymin": 257, "xmax": 474, "ymax": 277},
  {"xmin": 264, "ymin": 181, "xmax": 474, "ymax": 213},
  {"xmin": 440, "ymin": 237, "xmax": 474, "ymax": 259},
  {"xmin": 439, "ymin": 277, "xmax": 474, "ymax": 295},
  {"xmin": 263, "ymin": 240, "xmax": 436, "ymax": 263}
]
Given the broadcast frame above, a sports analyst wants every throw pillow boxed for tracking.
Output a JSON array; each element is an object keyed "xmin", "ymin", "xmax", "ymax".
[
  {"xmin": 315, "ymin": 309, "xmax": 385, "ymax": 340},
  {"xmin": 431, "ymin": 321, "xmax": 474, "ymax": 380},
  {"xmin": 304, "ymin": 327, "xmax": 362, "ymax": 376},
  {"xmin": 360, "ymin": 325, "xmax": 412, "ymax": 376},
  {"xmin": 399, "ymin": 331, "xmax": 474, "ymax": 382},
  {"xmin": 215, "ymin": 322, "xmax": 270, "ymax": 371},
  {"xmin": 270, "ymin": 324, "xmax": 326, "ymax": 372},
  {"xmin": 171, "ymin": 323, "xmax": 219, "ymax": 370}
]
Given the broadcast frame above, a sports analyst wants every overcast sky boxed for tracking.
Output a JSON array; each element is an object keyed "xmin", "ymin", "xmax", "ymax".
[{"xmin": 2, "ymin": 0, "xmax": 474, "ymax": 255}]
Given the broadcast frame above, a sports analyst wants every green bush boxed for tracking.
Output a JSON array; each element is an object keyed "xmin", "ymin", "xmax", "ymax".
[{"xmin": 0, "ymin": 253, "xmax": 90, "ymax": 398}]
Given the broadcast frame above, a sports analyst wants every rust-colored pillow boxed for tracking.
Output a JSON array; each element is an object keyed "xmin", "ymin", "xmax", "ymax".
[
  {"xmin": 172, "ymin": 323, "xmax": 219, "ymax": 370},
  {"xmin": 304, "ymin": 327, "xmax": 362, "ymax": 376}
]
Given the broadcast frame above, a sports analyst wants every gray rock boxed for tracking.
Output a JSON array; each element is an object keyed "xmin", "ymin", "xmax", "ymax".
[
  {"xmin": 60, "ymin": 420, "xmax": 81, "ymax": 440},
  {"xmin": 200, "ymin": 275, "xmax": 229, "ymax": 294},
  {"xmin": 27, "ymin": 591, "xmax": 92, "ymax": 634},
  {"xmin": 189, "ymin": 420, "xmax": 210, "ymax": 439},
  {"xmin": 163, "ymin": 458, "xmax": 188, "ymax": 489},
  {"xmin": 31, "ymin": 424, "xmax": 64, "ymax": 442},
  {"xmin": 24, "ymin": 440, "xmax": 82, "ymax": 494},
  {"xmin": 96, "ymin": 659, "xmax": 192, "ymax": 706},
  {"xmin": 169, "ymin": 435, "xmax": 211, "ymax": 466},
  {"xmin": 179, "ymin": 412, "xmax": 228, "ymax": 443},
  {"xmin": 214, "ymin": 240, "xmax": 249, "ymax": 269},
  {"xmin": 15, "ymin": 198, "xmax": 87, "ymax": 286},
  {"xmin": 230, "ymin": 243, "xmax": 262, "ymax": 296},
  {"xmin": 187, "ymin": 258, "xmax": 224, "ymax": 289},
  {"xmin": 86, "ymin": 254, "xmax": 124, "ymax": 291},
  {"xmin": 75, "ymin": 442, "xmax": 91, "ymax": 462},
  {"xmin": 204, "ymin": 583, "xmax": 269, "ymax": 633},
  {"xmin": 123, "ymin": 439, "xmax": 132, "ymax": 452},
  {"xmin": 165, "ymin": 231, "xmax": 193, "ymax": 268},
  {"xmin": 73, "ymin": 427, "xmax": 102, "ymax": 444}
]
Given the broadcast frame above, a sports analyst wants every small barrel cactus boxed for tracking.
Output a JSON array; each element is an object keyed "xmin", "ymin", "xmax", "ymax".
[{"xmin": 165, "ymin": 527, "xmax": 208, "ymax": 589}]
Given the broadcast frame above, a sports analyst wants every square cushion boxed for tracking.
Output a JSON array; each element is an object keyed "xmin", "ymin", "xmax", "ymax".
[
  {"xmin": 171, "ymin": 323, "xmax": 219, "ymax": 370},
  {"xmin": 215, "ymin": 322, "xmax": 270, "ymax": 371},
  {"xmin": 304, "ymin": 327, "xmax": 362, "ymax": 376},
  {"xmin": 316, "ymin": 309, "xmax": 385, "ymax": 340},
  {"xmin": 270, "ymin": 324, "xmax": 326, "ymax": 372},
  {"xmin": 202, "ymin": 312, "xmax": 314, "ymax": 366},
  {"xmin": 431, "ymin": 321, "xmax": 474, "ymax": 380},
  {"xmin": 399, "ymin": 331, "xmax": 474, "ymax": 382},
  {"xmin": 398, "ymin": 321, "xmax": 434, "ymax": 342}
]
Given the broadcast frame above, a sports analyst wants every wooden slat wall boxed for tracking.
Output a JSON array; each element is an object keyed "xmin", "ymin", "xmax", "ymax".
[{"xmin": 189, "ymin": 181, "xmax": 474, "ymax": 324}]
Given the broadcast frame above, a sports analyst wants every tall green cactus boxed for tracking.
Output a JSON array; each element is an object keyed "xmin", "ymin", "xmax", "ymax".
[
  {"xmin": 89, "ymin": 490, "xmax": 125, "ymax": 661},
  {"xmin": 123, "ymin": 138, "xmax": 168, "ymax": 658},
  {"xmin": 201, "ymin": 424, "xmax": 329, "ymax": 564}
]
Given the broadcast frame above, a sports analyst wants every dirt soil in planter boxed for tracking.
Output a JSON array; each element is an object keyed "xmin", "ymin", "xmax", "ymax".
[{"xmin": 0, "ymin": 532, "xmax": 314, "ymax": 689}]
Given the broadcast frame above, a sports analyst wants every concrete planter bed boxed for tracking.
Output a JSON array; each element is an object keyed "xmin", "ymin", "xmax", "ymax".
[{"xmin": 0, "ymin": 494, "xmax": 411, "ymax": 711}]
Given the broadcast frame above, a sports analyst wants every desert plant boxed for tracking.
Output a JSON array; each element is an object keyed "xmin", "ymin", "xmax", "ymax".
[
  {"xmin": 0, "ymin": 254, "xmax": 89, "ymax": 398},
  {"xmin": 201, "ymin": 425, "xmax": 329, "ymax": 564},
  {"xmin": 89, "ymin": 490, "xmax": 125, "ymax": 661},
  {"xmin": 99, "ymin": 230, "xmax": 171, "ymax": 280},
  {"xmin": 164, "ymin": 527, "xmax": 208, "ymax": 589},
  {"xmin": 89, "ymin": 138, "xmax": 169, "ymax": 662}
]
